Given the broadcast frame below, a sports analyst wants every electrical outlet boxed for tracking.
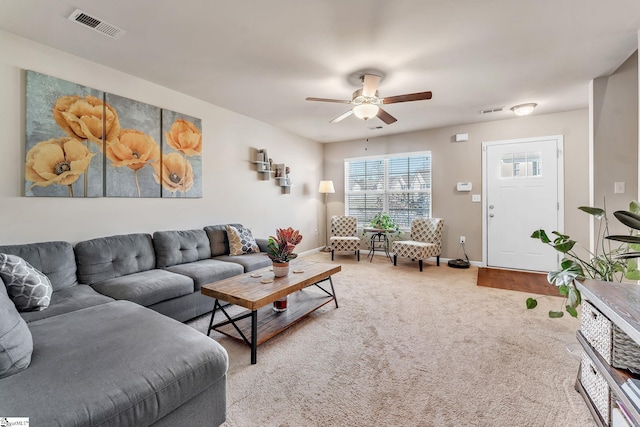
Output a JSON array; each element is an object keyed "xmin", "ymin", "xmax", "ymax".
[{"xmin": 460, "ymin": 236, "xmax": 466, "ymax": 244}]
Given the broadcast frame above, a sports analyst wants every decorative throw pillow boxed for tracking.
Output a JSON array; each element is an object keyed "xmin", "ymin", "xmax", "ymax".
[
  {"xmin": 0, "ymin": 284, "xmax": 33, "ymax": 379},
  {"xmin": 226, "ymin": 225, "xmax": 260, "ymax": 256},
  {"xmin": 0, "ymin": 253, "xmax": 53, "ymax": 312}
]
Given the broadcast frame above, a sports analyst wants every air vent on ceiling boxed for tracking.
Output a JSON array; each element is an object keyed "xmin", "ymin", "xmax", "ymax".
[
  {"xmin": 480, "ymin": 107, "xmax": 505, "ymax": 115},
  {"xmin": 67, "ymin": 9, "xmax": 126, "ymax": 39}
]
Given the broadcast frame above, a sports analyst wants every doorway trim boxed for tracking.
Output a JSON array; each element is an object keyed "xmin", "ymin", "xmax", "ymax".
[{"xmin": 481, "ymin": 135, "xmax": 564, "ymax": 269}]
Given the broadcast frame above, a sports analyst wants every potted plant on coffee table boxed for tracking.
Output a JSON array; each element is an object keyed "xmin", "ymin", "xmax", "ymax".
[{"xmin": 266, "ymin": 227, "xmax": 303, "ymax": 277}]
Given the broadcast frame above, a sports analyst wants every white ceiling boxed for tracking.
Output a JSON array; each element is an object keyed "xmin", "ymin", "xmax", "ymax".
[{"xmin": 1, "ymin": 0, "xmax": 640, "ymax": 143}]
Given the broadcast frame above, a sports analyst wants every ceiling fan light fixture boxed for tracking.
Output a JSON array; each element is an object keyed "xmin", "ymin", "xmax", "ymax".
[
  {"xmin": 511, "ymin": 103, "xmax": 537, "ymax": 116},
  {"xmin": 353, "ymin": 103, "xmax": 379, "ymax": 120}
]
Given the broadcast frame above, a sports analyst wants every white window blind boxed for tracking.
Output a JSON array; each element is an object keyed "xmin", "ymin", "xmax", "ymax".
[{"xmin": 344, "ymin": 152, "xmax": 431, "ymax": 228}]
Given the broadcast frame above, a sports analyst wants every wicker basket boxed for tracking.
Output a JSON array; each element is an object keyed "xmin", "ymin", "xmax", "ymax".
[
  {"xmin": 581, "ymin": 351, "xmax": 611, "ymax": 424},
  {"xmin": 582, "ymin": 300, "xmax": 640, "ymax": 374}
]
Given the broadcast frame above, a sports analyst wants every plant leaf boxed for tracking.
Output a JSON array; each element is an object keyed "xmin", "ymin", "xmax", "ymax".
[
  {"xmin": 630, "ymin": 200, "xmax": 640, "ymax": 214},
  {"xmin": 549, "ymin": 310, "xmax": 564, "ymax": 318},
  {"xmin": 558, "ymin": 284, "xmax": 569, "ymax": 296},
  {"xmin": 551, "ymin": 231, "xmax": 570, "ymax": 239},
  {"xmin": 531, "ymin": 229, "xmax": 550, "ymax": 243},
  {"xmin": 526, "ymin": 298, "xmax": 538, "ymax": 309},
  {"xmin": 614, "ymin": 211, "xmax": 640, "ymax": 231},
  {"xmin": 568, "ymin": 287, "xmax": 581, "ymax": 308},
  {"xmin": 625, "ymin": 270, "xmax": 640, "ymax": 280},
  {"xmin": 579, "ymin": 206, "xmax": 606, "ymax": 219},
  {"xmin": 566, "ymin": 305, "xmax": 578, "ymax": 318},
  {"xmin": 553, "ymin": 240, "xmax": 576, "ymax": 253}
]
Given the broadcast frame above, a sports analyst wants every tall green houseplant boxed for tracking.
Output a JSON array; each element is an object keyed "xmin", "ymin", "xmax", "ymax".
[{"xmin": 529, "ymin": 201, "xmax": 640, "ymax": 318}]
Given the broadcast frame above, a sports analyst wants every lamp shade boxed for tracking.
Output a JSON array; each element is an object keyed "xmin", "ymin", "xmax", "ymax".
[
  {"xmin": 318, "ymin": 180, "xmax": 335, "ymax": 194},
  {"xmin": 511, "ymin": 103, "xmax": 537, "ymax": 116},
  {"xmin": 353, "ymin": 104, "xmax": 379, "ymax": 120}
]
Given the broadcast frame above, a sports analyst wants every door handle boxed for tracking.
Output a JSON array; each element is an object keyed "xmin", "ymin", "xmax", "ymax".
[{"xmin": 489, "ymin": 213, "xmax": 494, "ymax": 218}]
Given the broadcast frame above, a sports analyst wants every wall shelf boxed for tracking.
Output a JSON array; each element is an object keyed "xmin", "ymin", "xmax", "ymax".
[{"xmin": 251, "ymin": 149, "xmax": 292, "ymax": 193}]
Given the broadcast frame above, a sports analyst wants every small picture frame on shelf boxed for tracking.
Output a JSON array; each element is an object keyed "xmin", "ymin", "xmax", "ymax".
[{"xmin": 275, "ymin": 164, "xmax": 284, "ymax": 178}]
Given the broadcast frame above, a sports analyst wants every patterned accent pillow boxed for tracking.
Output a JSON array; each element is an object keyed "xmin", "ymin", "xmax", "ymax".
[
  {"xmin": 0, "ymin": 253, "xmax": 53, "ymax": 312},
  {"xmin": 226, "ymin": 225, "xmax": 260, "ymax": 256}
]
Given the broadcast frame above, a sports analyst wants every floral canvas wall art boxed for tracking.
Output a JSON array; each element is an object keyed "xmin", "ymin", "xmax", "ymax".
[
  {"xmin": 104, "ymin": 93, "xmax": 161, "ymax": 197},
  {"xmin": 159, "ymin": 110, "xmax": 202, "ymax": 198},
  {"xmin": 25, "ymin": 71, "xmax": 105, "ymax": 197},
  {"xmin": 25, "ymin": 71, "xmax": 203, "ymax": 199}
]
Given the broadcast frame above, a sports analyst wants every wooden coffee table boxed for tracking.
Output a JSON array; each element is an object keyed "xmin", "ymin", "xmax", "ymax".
[{"xmin": 201, "ymin": 259, "xmax": 341, "ymax": 364}]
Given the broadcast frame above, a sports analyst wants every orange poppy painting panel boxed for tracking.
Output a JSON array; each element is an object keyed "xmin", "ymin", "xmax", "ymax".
[
  {"xmin": 160, "ymin": 109, "xmax": 202, "ymax": 198},
  {"xmin": 104, "ymin": 93, "xmax": 161, "ymax": 198},
  {"xmin": 25, "ymin": 71, "xmax": 105, "ymax": 197}
]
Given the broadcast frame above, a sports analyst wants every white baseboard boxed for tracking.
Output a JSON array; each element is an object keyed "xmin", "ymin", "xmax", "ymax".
[{"xmin": 301, "ymin": 247, "xmax": 481, "ymax": 267}]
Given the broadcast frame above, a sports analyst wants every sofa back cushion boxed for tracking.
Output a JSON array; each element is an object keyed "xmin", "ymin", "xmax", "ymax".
[
  {"xmin": 204, "ymin": 224, "xmax": 244, "ymax": 257},
  {"xmin": 153, "ymin": 229, "xmax": 212, "ymax": 267},
  {"xmin": 74, "ymin": 234, "xmax": 155, "ymax": 285},
  {"xmin": 0, "ymin": 241, "xmax": 78, "ymax": 291}
]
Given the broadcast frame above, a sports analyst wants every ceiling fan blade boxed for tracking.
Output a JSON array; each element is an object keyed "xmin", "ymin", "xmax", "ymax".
[
  {"xmin": 376, "ymin": 107, "xmax": 397, "ymax": 125},
  {"xmin": 330, "ymin": 110, "xmax": 354, "ymax": 123},
  {"xmin": 362, "ymin": 74, "xmax": 381, "ymax": 97},
  {"xmin": 306, "ymin": 97, "xmax": 352, "ymax": 104},
  {"xmin": 382, "ymin": 91, "xmax": 432, "ymax": 104}
]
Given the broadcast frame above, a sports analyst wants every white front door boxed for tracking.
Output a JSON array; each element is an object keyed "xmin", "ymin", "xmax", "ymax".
[{"xmin": 483, "ymin": 136, "xmax": 563, "ymax": 271}]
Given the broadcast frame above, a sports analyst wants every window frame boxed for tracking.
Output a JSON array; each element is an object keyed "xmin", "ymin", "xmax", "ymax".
[{"xmin": 344, "ymin": 151, "xmax": 432, "ymax": 230}]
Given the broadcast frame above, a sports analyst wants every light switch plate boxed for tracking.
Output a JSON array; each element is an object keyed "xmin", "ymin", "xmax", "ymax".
[
  {"xmin": 614, "ymin": 182, "xmax": 625, "ymax": 194},
  {"xmin": 472, "ymin": 194, "xmax": 481, "ymax": 202}
]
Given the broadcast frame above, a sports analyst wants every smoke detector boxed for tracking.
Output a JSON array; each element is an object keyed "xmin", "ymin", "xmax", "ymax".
[{"xmin": 68, "ymin": 9, "xmax": 126, "ymax": 39}]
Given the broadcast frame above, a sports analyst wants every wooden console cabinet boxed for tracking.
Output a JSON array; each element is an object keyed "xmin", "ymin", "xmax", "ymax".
[{"xmin": 576, "ymin": 279, "xmax": 640, "ymax": 426}]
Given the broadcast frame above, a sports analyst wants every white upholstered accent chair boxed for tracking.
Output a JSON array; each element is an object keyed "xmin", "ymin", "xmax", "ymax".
[
  {"xmin": 391, "ymin": 218, "xmax": 444, "ymax": 271},
  {"xmin": 329, "ymin": 216, "xmax": 361, "ymax": 261}
]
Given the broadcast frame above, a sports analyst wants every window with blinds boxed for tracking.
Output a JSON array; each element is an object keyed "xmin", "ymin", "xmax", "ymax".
[{"xmin": 344, "ymin": 152, "xmax": 431, "ymax": 229}]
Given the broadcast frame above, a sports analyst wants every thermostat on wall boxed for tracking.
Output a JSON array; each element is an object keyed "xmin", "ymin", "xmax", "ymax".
[{"xmin": 456, "ymin": 182, "xmax": 472, "ymax": 192}]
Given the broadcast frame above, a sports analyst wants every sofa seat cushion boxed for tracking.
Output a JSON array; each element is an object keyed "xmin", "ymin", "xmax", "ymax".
[
  {"xmin": 0, "ymin": 301, "xmax": 228, "ymax": 427},
  {"xmin": 90, "ymin": 270, "xmax": 193, "ymax": 307},
  {"xmin": 214, "ymin": 253, "xmax": 272, "ymax": 273},
  {"xmin": 164, "ymin": 259, "xmax": 243, "ymax": 290},
  {"xmin": 20, "ymin": 285, "xmax": 114, "ymax": 323}
]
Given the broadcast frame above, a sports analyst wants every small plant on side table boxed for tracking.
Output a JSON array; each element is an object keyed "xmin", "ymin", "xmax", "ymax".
[{"xmin": 370, "ymin": 212, "xmax": 400, "ymax": 232}]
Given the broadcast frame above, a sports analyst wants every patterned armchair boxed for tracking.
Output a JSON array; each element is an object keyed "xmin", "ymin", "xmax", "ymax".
[
  {"xmin": 391, "ymin": 218, "xmax": 444, "ymax": 271},
  {"xmin": 329, "ymin": 216, "xmax": 361, "ymax": 261}
]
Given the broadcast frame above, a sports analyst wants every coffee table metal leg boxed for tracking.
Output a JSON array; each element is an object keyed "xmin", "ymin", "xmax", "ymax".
[
  {"xmin": 207, "ymin": 299, "xmax": 220, "ymax": 337},
  {"xmin": 251, "ymin": 310, "xmax": 258, "ymax": 364},
  {"xmin": 329, "ymin": 276, "xmax": 339, "ymax": 308}
]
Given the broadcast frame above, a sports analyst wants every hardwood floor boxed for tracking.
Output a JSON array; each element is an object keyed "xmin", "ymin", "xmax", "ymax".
[{"xmin": 477, "ymin": 267, "xmax": 561, "ymax": 297}]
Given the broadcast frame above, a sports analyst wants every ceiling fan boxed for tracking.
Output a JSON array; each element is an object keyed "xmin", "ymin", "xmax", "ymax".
[{"xmin": 305, "ymin": 74, "xmax": 432, "ymax": 125}]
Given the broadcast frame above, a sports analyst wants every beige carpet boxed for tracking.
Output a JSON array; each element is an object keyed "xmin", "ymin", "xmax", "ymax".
[{"xmin": 187, "ymin": 253, "xmax": 594, "ymax": 427}]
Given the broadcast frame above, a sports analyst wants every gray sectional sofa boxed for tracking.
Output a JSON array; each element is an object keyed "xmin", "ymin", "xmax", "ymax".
[{"xmin": 0, "ymin": 224, "xmax": 270, "ymax": 426}]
